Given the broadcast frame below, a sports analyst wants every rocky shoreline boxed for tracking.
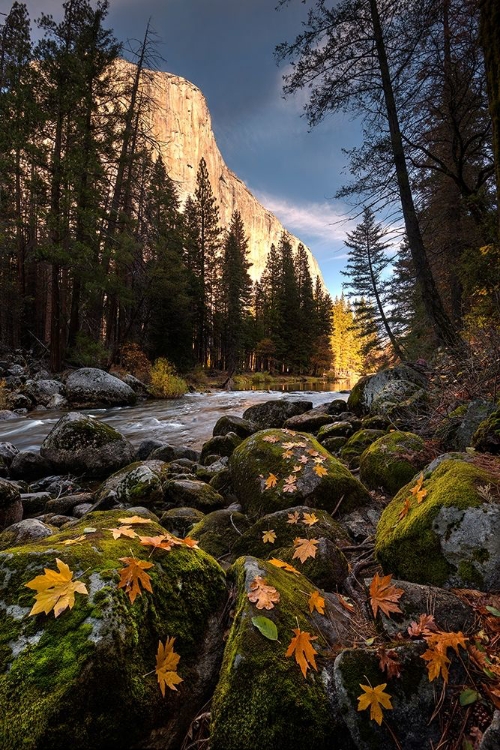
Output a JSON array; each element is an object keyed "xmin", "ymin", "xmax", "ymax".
[{"xmin": 0, "ymin": 364, "xmax": 500, "ymax": 749}]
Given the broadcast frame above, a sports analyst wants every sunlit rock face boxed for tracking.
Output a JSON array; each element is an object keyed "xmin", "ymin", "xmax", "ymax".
[{"xmin": 127, "ymin": 61, "xmax": 324, "ymax": 283}]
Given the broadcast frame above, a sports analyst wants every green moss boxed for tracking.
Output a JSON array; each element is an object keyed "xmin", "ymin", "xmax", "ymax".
[
  {"xmin": 457, "ymin": 560, "xmax": 484, "ymax": 588},
  {"xmin": 339, "ymin": 429, "xmax": 386, "ymax": 469},
  {"xmin": 375, "ymin": 459, "xmax": 496, "ymax": 586},
  {"xmin": 191, "ymin": 510, "xmax": 251, "ymax": 560},
  {"xmin": 472, "ymin": 408, "xmax": 500, "ymax": 453},
  {"xmin": 210, "ymin": 558, "xmax": 334, "ymax": 750},
  {"xmin": 359, "ymin": 431, "xmax": 429, "ymax": 495},
  {"xmin": 0, "ymin": 509, "xmax": 227, "ymax": 749}
]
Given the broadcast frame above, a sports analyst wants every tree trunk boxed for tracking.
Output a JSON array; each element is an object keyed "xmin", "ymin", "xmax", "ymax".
[{"xmin": 480, "ymin": 0, "xmax": 500, "ymax": 233}]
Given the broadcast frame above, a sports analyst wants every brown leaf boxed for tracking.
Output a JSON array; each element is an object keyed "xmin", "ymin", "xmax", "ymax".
[
  {"xmin": 139, "ymin": 535, "xmax": 173, "ymax": 551},
  {"xmin": 308, "ymin": 590, "xmax": 325, "ymax": 614},
  {"xmin": 292, "ymin": 537, "xmax": 319, "ymax": 563},
  {"xmin": 247, "ymin": 576, "xmax": 280, "ymax": 610},
  {"xmin": 298, "ymin": 455, "xmax": 309, "ymax": 464},
  {"xmin": 283, "ymin": 475, "xmax": 298, "ymax": 493},
  {"xmin": 421, "ymin": 646, "xmax": 451, "ymax": 682},
  {"xmin": 182, "ymin": 537, "xmax": 199, "ymax": 548},
  {"xmin": 262, "ymin": 529, "xmax": 277, "ymax": 544},
  {"xmin": 292, "ymin": 464, "xmax": 303, "ymax": 473},
  {"xmin": 283, "ymin": 442, "xmax": 299, "ymax": 449},
  {"xmin": 106, "ymin": 525, "xmax": 138, "ymax": 540},
  {"xmin": 336, "ymin": 593, "xmax": 355, "ymax": 612},
  {"xmin": 264, "ymin": 473, "xmax": 278, "ymax": 490},
  {"xmin": 377, "ymin": 646, "xmax": 401, "ymax": 678},
  {"xmin": 282, "ymin": 450, "xmax": 294, "ymax": 459},
  {"xmin": 407, "ymin": 613, "xmax": 438, "ymax": 637},
  {"xmin": 156, "ymin": 637, "xmax": 183, "ymax": 695},
  {"xmin": 61, "ymin": 535, "xmax": 87, "ymax": 546},
  {"xmin": 369, "ymin": 572, "xmax": 404, "ymax": 619},
  {"xmin": 25, "ymin": 558, "xmax": 88, "ymax": 618},
  {"xmin": 117, "ymin": 557, "xmax": 154, "ymax": 604},
  {"xmin": 416, "ymin": 488, "xmax": 427, "ymax": 504},
  {"xmin": 285, "ymin": 628, "xmax": 318, "ymax": 678},
  {"xmin": 269, "ymin": 558, "xmax": 301, "ymax": 575},
  {"xmin": 307, "ymin": 449, "xmax": 320, "ymax": 457}
]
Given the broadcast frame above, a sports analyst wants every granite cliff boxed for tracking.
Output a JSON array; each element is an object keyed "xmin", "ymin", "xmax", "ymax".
[{"xmin": 136, "ymin": 64, "xmax": 324, "ymax": 284}]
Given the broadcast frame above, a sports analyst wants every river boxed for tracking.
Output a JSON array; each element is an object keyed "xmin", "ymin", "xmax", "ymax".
[{"xmin": 0, "ymin": 388, "xmax": 349, "ymax": 453}]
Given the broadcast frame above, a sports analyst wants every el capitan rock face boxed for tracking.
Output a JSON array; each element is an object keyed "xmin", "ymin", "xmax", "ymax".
[{"xmin": 132, "ymin": 62, "xmax": 324, "ymax": 283}]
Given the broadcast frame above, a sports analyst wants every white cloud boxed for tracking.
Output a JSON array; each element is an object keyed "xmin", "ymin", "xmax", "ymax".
[{"xmin": 253, "ymin": 190, "xmax": 355, "ymax": 250}]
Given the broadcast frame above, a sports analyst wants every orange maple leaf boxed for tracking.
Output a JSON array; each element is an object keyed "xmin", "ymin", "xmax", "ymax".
[
  {"xmin": 425, "ymin": 630, "xmax": 467, "ymax": 655},
  {"xmin": 292, "ymin": 537, "xmax": 319, "ymax": 563},
  {"xmin": 287, "ymin": 511, "xmax": 300, "ymax": 524},
  {"xmin": 407, "ymin": 613, "xmax": 438, "ymax": 637},
  {"xmin": 357, "ymin": 683, "xmax": 393, "ymax": 725},
  {"xmin": 283, "ymin": 441, "xmax": 299, "ymax": 449},
  {"xmin": 416, "ymin": 488, "xmax": 427, "ymax": 504},
  {"xmin": 398, "ymin": 498, "xmax": 411, "ymax": 522},
  {"xmin": 25, "ymin": 558, "xmax": 88, "ymax": 618},
  {"xmin": 269, "ymin": 558, "xmax": 301, "ymax": 575},
  {"xmin": 285, "ymin": 628, "xmax": 318, "ymax": 678},
  {"xmin": 302, "ymin": 512, "xmax": 319, "ymax": 526},
  {"xmin": 139, "ymin": 535, "xmax": 173, "ymax": 551},
  {"xmin": 369, "ymin": 572, "xmax": 404, "ymax": 619},
  {"xmin": 421, "ymin": 646, "xmax": 451, "ymax": 682},
  {"xmin": 307, "ymin": 449, "xmax": 319, "ymax": 457},
  {"xmin": 182, "ymin": 537, "xmax": 199, "ymax": 548},
  {"xmin": 117, "ymin": 557, "xmax": 154, "ymax": 604},
  {"xmin": 106, "ymin": 525, "xmax": 138, "ymax": 540},
  {"xmin": 247, "ymin": 576, "xmax": 280, "ymax": 610},
  {"xmin": 283, "ymin": 450, "xmax": 294, "ymax": 459},
  {"xmin": 313, "ymin": 464, "xmax": 328, "ymax": 477},
  {"xmin": 156, "ymin": 637, "xmax": 183, "ymax": 695},
  {"xmin": 264, "ymin": 473, "xmax": 278, "ymax": 489},
  {"xmin": 308, "ymin": 590, "xmax": 325, "ymax": 614},
  {"xmin": 262, "ymin": 529, "xmax": 277, "ymax": 544},
  {"xmin": 336, "ymin": 593, "xmax": 355, "ymax": 612}
]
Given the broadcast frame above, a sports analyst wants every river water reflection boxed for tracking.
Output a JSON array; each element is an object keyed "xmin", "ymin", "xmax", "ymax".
[{"xmin": 0, "ymin": 388, "xmax": 349, "ymax": 453}]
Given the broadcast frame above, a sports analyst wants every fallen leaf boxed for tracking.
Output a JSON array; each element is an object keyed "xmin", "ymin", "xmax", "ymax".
[
  {"xmin": 421, "ymin": 646, "xmax": 451, "ymax": 682},
  {"xmin": 283, "ymin": 476, "xmax": 298, "ymax": 493},
  {"xmin": 299, "ymin": 455, "xmax": 309, "ymax": 464},
  {"xmin": 416, "ymin": 488, "xmax": 427, "ymax": 504},
  {"xmin": 425, "ymin": 630, "xmax": 467, "ymax": 655},
  {"xmin": 378, "ymin": 646, "xmax": 401, "ymax": 678},
  {"xmin": 118, "ymin": 516, "xmax": 152, "ymax": 525},
  {"xmin": 61, "ymin": 535, "xmax": 87, "ymax": 546},
  {"xmin": 247, "ymin": 576, "xmax": 280, "ymax": 610},
  {"xmin": 182, "ymin": 537, "xmax": 199, "ymax": 548},
  {"xmin": 302, "ymin": 512, "xmax": 319, "ymax": 526},
  {"xmin": 313, "ymin": 455, "xmax": 326, "ymax": 464},
  {"xmin": 117, "ymin": 557, "xmax": 154, "ymax": 604},
  {"xmin": 26, "ymin": 558, "xmax": 88, "ymax": 618},
  {"xmin": 407, "ymin": 613, "xmax": 438, "ymax": 637},
  {"xmin": 283, "ymin": 442, "xmax": 299, "ymax": 449},
  {"xmin": 139, "ymin": 535, "xmax": 173, "ymax": 551},
  {"xmin": 262, "ymin": 529, "xmax": 277, "ymax": 544},
  {"xmin": 283, "ymin": 429, "xmax": 297, "ymax": 436},
  {"xmin": 369, "ymin": 572, "xmax": 404, "ymax": 619},
  {"xmin": 269, "ymin": 558, "xmax": 300, "ymax": 575},
  {"xmin": 156, "ymin": 637, "xmax": 183, "ymax": 695},
  {"xmin": 398, "ymin": 498, "xmax": 411, "ymax": 522},
  {"xmin": 264, "ymin": 473, "xmax": 278, "ymax": 489},
  {"xmin": 308, "ymin": 590, "xmax": 325, "ymax": 614},
  {"xmin": 313, "ymin": 465, "xmax": 328, "ymax": 477},
  {"xmin": 307, "ymin": 449, "xmax": 320, "ymax": 457},
  {"xmin": 292, "ymin": 464, "xmax": 303, "ymax": 473},
  {"xmin": 263, "ymin": 435, "xmax": 279, "ymax": 443},
  {"xmin": 285, "ymin": 628, "xmax": 318, "ymax": 678},
  {"xmin": 357, "ymin": 683, "xmax": 393, "ymax": 725},
  {"xmin": 106, "ymin": 525, "xmax": 138, "ymax": 540},
  {"xmin": 336, "ymin": 593, "xmax": 355, "ymax": 612},
  {"xmin": 282, "ymin": 450, "xmax": 294, "ymax": 459},
  {"xmin": 287, "ymin": 511, "xmax": 300, "ymax": 524},
  {"xmin": 292, "ymin": 537, "xmax": 319, "ymax": 563},
  {"xmin": 252, "ymin": 616, "xmax": 278, "ymax": 640}
]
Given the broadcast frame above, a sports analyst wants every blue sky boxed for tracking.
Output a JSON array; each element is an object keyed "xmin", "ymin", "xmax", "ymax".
[{"xmin": 19, "ymin": 0, "xmax": 364, "ymax": 297}]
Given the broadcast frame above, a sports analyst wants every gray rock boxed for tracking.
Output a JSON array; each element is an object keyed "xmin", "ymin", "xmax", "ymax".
[
  {"xmin": 149, "ymin": 444, "xmax": 176, "ymax": 463},
  {"xmin": 24, "ymin": 378, "xmax": 64, "ymax": 406},
  {"xmin": 326, "ymin": 398, "xmax": 349, "ymax": 415},
  {"xmin": 212, "ymin": 414, "xmax": 258, "ymax": 439},
  {"xmin": 0, "ymin": 478, "xmax": 22, "ymax": 530},
  {"xmin": 95, "ymin": 461, "xmax": 165, "ymax": 507},
  {"xmin": 45, "ymin": 493, "xmax": 94, "ymax": 516},
  {"xmin": 20, "ymin": 492, "xmax": 51, "ymax": 517},
  {"xmin": 121, "ymin": 373, "xmax": 150, "ymax": 395},
  {"xmin": 40, "ymin": 412, "xmax": 135, "ymax": 478},
  {"xmin": 46, "ymin": 394, "xmax": 68, "ymax": 409},
  {"xmin": 65, "ymin": 367, "xmax": 136, "ymax": 406},
  {"xmin": 0, "ymin": 410, "xmax": 20, "ymax": 420},
  {"xmin": 282, "ymin": 409, "xmax": 333, "ymax": 433},
  {"xmin": 454, "ymin": 399, "xmax": 497, "ymax": 450},
  {"xmin": 318, "ymin": 421, "xmax": 358, "ymax": 440},
  {"xmin": 10, "ymin": 451, "xmax": 53, "ymax": 481},
  {"xmin": 480, "ymin": 711, "xmax": 500, "ymax": 750},
  {"xmin": 135, "ymin": 439, "xmax": 164, "ymax": 460},
  {"xmin": 348, "ymin": 364, "xmax": 427, "ymax": 415},
  {"xmin": 164, "ymin": 479, "xmax": 226, "ymax": 511},
  {"xmin": 72, "ymin": 503, "xmax": 93, "ymax": 518},
  {"xmin": 200, "ymin": 433, "xmax": 242, "ymax": 464},
  {"xmin": 0, "ymin": 442, "xmax": 19, "ymax": 464},
  {"xmin": 0, "ymin": 518, "xmax": 54, "ymax": 549},
  {"xmin": 242, "ymin": 399, "xmax": 313, "ymax": 429},
  {"xmin": 160, "ymin": 507, "xmax": 205, "ymax": 537}
]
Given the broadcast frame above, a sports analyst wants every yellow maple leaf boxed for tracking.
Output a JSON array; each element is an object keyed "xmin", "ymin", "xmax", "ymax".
[
  {"xmin": 416, "ymin": 488, "xmax": 427, "ymax": 504},
  {"xmin": 285, "ymin": 628, "xmax": 318, "ymax": 678},
  {"xmin": 26, "ymin": 558, "xmax": 88, "ymax": 618},
  {"xmin": 292, "ymin": 537, "xmax": 319, "ymax": 563},
  {"xmin": 292, "ymin": 464, "xmax": 302, "ymax": 473},
  {"xmin": 117, "ymin": 557, "xmax": 154, "ymax": 604},
  {"xmin": 308, "ymin": 590, "xmax": 325, "ymax": 614},
  {"xmin": 61, "ymin": 535, "xmax": 87, "ymax": 546},
  {"xmin": 283, "ymin": 450, "xmax": 294, "ymax": 459},
  {"xmin": 264, "ymin": 473, "xmax": 278, "ymax": 490},
  {"xmin": 313, "ymin": 464, "xmax": 328, "ymax": 477},
  {"xmin": 409, "ymin": 474, "xmax": 425, "ymax": 500},
  {"xmin": 262, "ymin": 529, "xmax": 277, "ymax": 544},
  {"xmin": 287, "ymin": 511, "xmax": 300, "ymax": 524},
  {"xmin": 302, "ymin": 512, "xmax": 319, "ymax": 526},
  {"xmin": 117, "ymin": 516, "xmax": 152, "ymax": 525},
  {"xmin": 269, "ymin": 558, "xmax": 301, "ymax": 575},
  {"xmin": 247, "ymin": 576, "xmax": 280, "ymax": 610},
  {"xmin": 283, "ymin": 441, "xmax": 299, "ymax": 449},
  {"xmin": 369, "ymin": 572, "xmax": 404, "ymax": 619},
  {"xmin": 156, "ymin": 637, "xmax": 183, "ymax": 695},
  {"xmin": 106, "ymin": 525, "xmax": 138, "ymax": 540},
  {"xmin": 357, "ymin": 683, "xmax": 393, "ymax": 725},
  {"xmin": 398, "ymin": 498, "xmax": 411, "ymax": 522}
]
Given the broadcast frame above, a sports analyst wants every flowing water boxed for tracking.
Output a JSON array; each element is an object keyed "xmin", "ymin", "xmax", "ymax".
[{"xmin": 0, "ymin": 388, "xmax": 349, "ymax": 453}]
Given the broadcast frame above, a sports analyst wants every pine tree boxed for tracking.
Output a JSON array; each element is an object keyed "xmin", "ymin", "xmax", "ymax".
[
  {"xmin": 294, "ymin": 243, "xmax": 316, "ymax": 373},
  {"xmin": 342, "ymin": 207, "xmax": 404, "ymax": 360}
]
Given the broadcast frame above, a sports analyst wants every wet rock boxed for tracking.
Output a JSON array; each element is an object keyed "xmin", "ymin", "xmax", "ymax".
[
  {"xmin": 242, "ymin": 399, "xmax": 313, "ymax": 429},
  {"xmin": 135, "ymin": 438, "xmax": 165, "ymax": 460},
  {"xmin": 0, "ymin": 410, "xmax": 19, "ymax": 420},
  {"xmin": 24, "ymin": 378, "xmax": 64, "ymax": 407},
  {"xmin": 73, "ymin": 503, "xmax": 93, "ymax": 518},
  {"xmin": 347, "ymin": 364, "xmax": 427, "ymax": 416},
  {"xmin": 326, "ymin": 398, "xmax": 349, "ymax": 415},
  {"xmin": 9, "ymin": 451, "xmax": 53, "ymax": 481},
  {"xmin": 212, "ymin": 415, "xmax": 258, "ymax": 439},
  {"xmin": 0, "ymin": 442, "xmax": 19, "ymax": 465},
  {"xmin": 65, "ymin": 367, "xmax": 136, "ymax": 406},
  {"xmin": 317, "ymin": 421, "xmax": 358, "ymax": 440},
  {"xmin": 200, "ymin": 433, "xmax": 242, "ymax": 464},
  {"xmin": 190, "ymin": 508, "xmax": 251, "ymax": 559},
  {"xmin": 164, "ymin": 479, "xmax": 227, "ymax": 511},
  {"xmin": 339, "ymin": 429, "xmax": 386, "ymax": 469},
  {"xmin": 149, "ymin": 444, "xmax": 176, "ymax": 462},
  {"xmin": 95, "ymin": 461, "xmax": 165, "ymax": 508},
  {"xmin": 160, "ymin": 506, "xmax": 205, "ymax": 537},
  {"xmin": 44, "ymin": 493, "xmax": 94, "ymax": 516},
  {"xmin": 282, "ymin": 409, "xmax": 333, "ymax": 433}
]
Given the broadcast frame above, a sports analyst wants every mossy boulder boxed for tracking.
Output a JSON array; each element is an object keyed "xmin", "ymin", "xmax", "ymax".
[
  {"xmin": 242, "ymin": 399, "xmax": 313, "ymax": 429},
  {"xmin": 334, "ymin": 644, "xmax": 442, "ymax": 749},
  {"xmin": 0, "ymin": 509, "xmax": 227, "ymax": 750},
  {"xmin": 229, "ymin": 429, "xmax": 370, "ymax": 520},
  {"xmin": 375, "ymin": 457, "xmax": 500, "ymax": 589},
  {"xmin": 472, "ymin": 406, "xmax": 500, "ymax": 454},
  {"xmin": 232, "ymin": 506, "xmax": 350, "ymax": 562},
  {"xmin": 325, "ymin": 398, "xmax": 349, "ymax": 415},
  {"xmin": 359, "ymin": 431, "xmax": 432, "ymax": 495},
  {"xmin": 94, "ymin": 460, "xmax": 166, "ymax": 508},
  {"xmin": 191, "ymin": 509, "xmax": 251, "ymax": 560},
  {"xmin": 212, "ymin": 415, "xmax": 258, "ymax": 439},
  {"xmin": 317, "ymin": 421, "xmax": 357, "ymax": 440},
  {"xmin": 274, "ymin": 538, "xmax": 349, "ymax": 590},
  {"xmin": 347, "ymin": 365, "xmax": 427, "ymax": 416},
  {"xmin": 0, "ymin": 478, "xmax": 22, "ymax": 530},
  {"xmin": 164, "ymin": 479, "xmax": 226, "ymax": 511},
  {"xmin": 40, "ymin": 413, "xmax": 135, "ymax": 479},
  {"xmin": 200, "ymin": 433, "xmax": 242, "ymax": 465},
  {"xmin": 321, "ymin": 436, "xmax": 348, "ymax": 454},
  {"xmin": 210, "ymin": 556, "xmax": 353, "ymax": 750},
  {"xmin": 339, "ymin": 429, "xmax": 386, "ymax": 469},
  {"xmin": 160, "ymin": 507, "xmax": 205, "ymax": 538},
  {"xmin": 282, "ymin": 410, "xmax": 333, "ymax": 433}
]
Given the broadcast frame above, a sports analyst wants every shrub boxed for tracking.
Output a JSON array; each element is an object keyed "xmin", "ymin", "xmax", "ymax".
[
  {"xmin": 68, "ymin": 333, "xmax": 109, "ymax": 368},
  {"xmin": 150, "ymin": 358, "xmax": 188, "ymax": 399},
  {"xmin": 118, "ymin": 343, "xmax": 151, "ymax": 381}
]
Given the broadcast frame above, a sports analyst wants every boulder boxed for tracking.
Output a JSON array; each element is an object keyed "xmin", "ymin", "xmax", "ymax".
[
  {"xmin": 164, "ymin": 479, "xmax": 226, "ymax": 511},
  {"xmin": 347, "ymin": 365, "xmax": 427, "ymax": 416},
  {"xmin": 160, "ymin": 507, "xmax": 205, "ymax": 538},
  {"xmin": 242, "ymin": 399, "xmax": 313, "ymax": 429},
  {"xmin": 24, "ymin": 378, "xmax": 64, "ymax": 407},
  {"xmin": 9, "ymin": 451, "xmax": 53, "ymax": 481},
  {"xmin": 212, "ymin": 415, "xmax": 258, "ymax": 439},
  {"xmin": 40, "ymin": 413, "xmax": 135, "ymax": 479},
  {"xmin": 0, "ymin": 442, "xmax": 18, "ymax": 466},
  {"xmin": 339, "ymin": 429, "xmax": 386, "ymax": 469},
  {"xmin": 321, "ymin": 436, "xmax": 348, "ymax": 454},
  {"xmin": 375, "ymin": 456, "xmax": 500, "ymax": 589},
  {"xmin": 282, "ymin": 409, "xmax": 333, "ymax": 433},
  {"xmin": 359, "ymin": 431, "xmax": 432, "ymax": 495},
  {"xmin": 94, "ymin": 461, "xmax": 165, "ymax": 508},
  {"xmin": 325, "ymin": 398, "xmax": 349, "ymax": 415},
  {"xmin": 200, "ymin": 433, "xmax": 242, "ymax": 465},
  {"xmin": 65, "ymin": 367, "xmax": 136, "ymax": 406},
  {"xmin": 0, "ymin": 478, "xmax": 22, "ymax": 530},
  {"xmin": 0, "ymin": 518, "xmax": 54, "ymax": 550},
  {"xmin": 0, "ymin": 509, "xmax": 227, "ymax": 750},
  {"xmin": 317, "ymin": 421, "xmax": 358, "ymax": 441},
  {"xmin": 20, "ymin": 492, "xmax": 51, "ymax": 518},
  {"xmin": 229, "ymin": 429, "xmax": 370, "ymax": 520},
  {"xmin": 190, "ymin": 509, "xmax": 251, "ymax": 560},
  {"xmin": 472, "ymin": 406, "xmax": 500, "ymax": 454}
]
